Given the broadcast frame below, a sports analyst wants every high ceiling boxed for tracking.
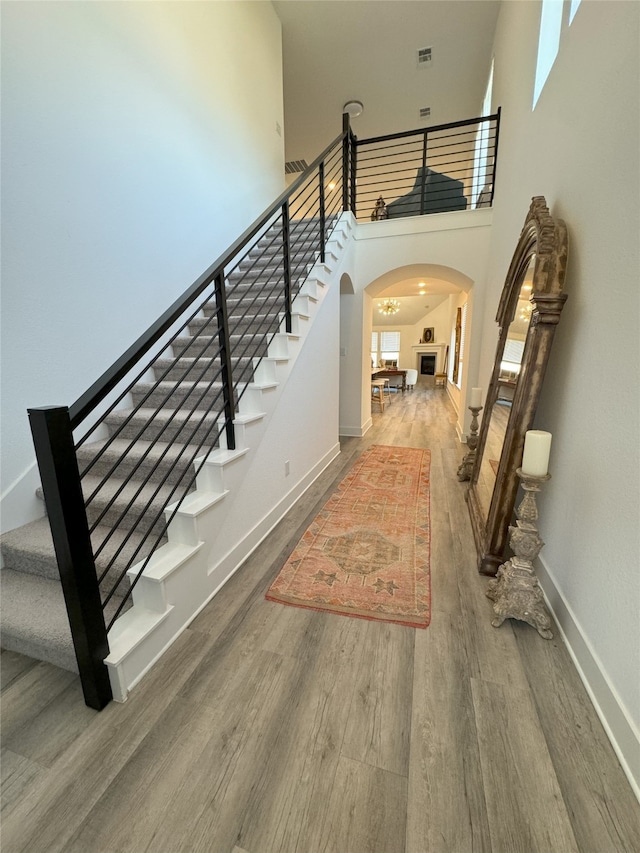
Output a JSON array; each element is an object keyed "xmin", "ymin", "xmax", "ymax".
[
  {"xmin": 273, "ymin": 0, "xmax": 500, "ymax": 166},
  {"xmin": 272, "ymin": 0, "xmax": 501, "ymax": 314}
]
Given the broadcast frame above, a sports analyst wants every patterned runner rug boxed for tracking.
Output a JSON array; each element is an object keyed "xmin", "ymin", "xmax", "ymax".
[{"xmin": 266, "ymin": 445, "xmax": 431, "ymax": 628}]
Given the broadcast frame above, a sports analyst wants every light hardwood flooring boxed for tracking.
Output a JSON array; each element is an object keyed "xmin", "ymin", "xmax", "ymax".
[{"xmin": 2, "ymin": 382, "xmax": 639, "ymax": 853}]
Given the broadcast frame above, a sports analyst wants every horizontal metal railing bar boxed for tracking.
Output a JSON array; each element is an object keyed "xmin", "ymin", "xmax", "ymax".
[
  {"xmin": 104, "ymin": 410, "xmax": 230, "ymax": 628},
  {"xmin": 357, "ymin": 135, "xmax": 424, "ymax": 152},
  {"xmin": 357, "ymin": 136, "xmax": 494, "ymax": 167},
  {"xmin": 78, "ymin": 311, "xmax": 223, "ymax": 489},
  {"xmin": 325, "ymin": 157, "xmax": 343, "ymax": 181},
  {"xmin": 289, "ymin": 196, "xmax": 321, "ymax": 226},
  {"xmin": 357, "ymin": 145, "xmax": 494, "ymax": 176},
  {"xmin": 95, "ymin": 374, "xmax": 229, "ymax": 568},
  {"xmin": 356, "ymin": 173, "xmax": 478, "ymax": 196},
  {"xmin": 226, "ymin": 232, "xmax": 281, "ymax": 284},
  {"xmin": 357, "ymin": 112, "xmax": 499, "ymax": 148},
  {"xmin": 289, "ymin": 180, "xmax": 321, "ymax": 222},
  {"xmin": 222, "ymin": 217, "xmax": 280, "ymax": 279},
  {"xmin": 425, "ymin": 125, "xmax": 495, "ymax": 143},
  {"xmin": 86, "ymin": 354, "xmax": 227, "ymax": 524},
  {"xmin": 84, "ymin": 310, "xmax": 230, "ymax": 506},
  {"xmin": 225, "ymin": 268, "xmax": 276, "ymax": 301},
  {"xmin": 102, "ymin": 405, "xmax": 229, "ymax": 617},
  {"xmin": 355, "ymin": 143, "xmax": 423, "ymax": 163},
  {"xmin": 69, "ymin": 131, "xmax": 345, "ymax": 429},
  {"xmin": 75, "ymin": 284, "xmax": 222, "ymax": 453},
  {"xmin": 356, "ymin": 155, "xmax": 424, "ymax": 172}
]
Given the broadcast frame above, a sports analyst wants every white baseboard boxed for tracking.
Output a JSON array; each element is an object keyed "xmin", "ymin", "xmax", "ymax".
[
  {"xmin": 205, "ymin": 441, "xmax": 341, "ymax": 590},
  {"xmin": 339, "ymin": 418, "xmax": 372, "ymax": 438},
  {"xmin": 538, "ymin": 555, "xmax": 640, "ymax": 802},
  {"xmin": 455, "ymin": 422, "xmax": 468, "ymax": 444}
]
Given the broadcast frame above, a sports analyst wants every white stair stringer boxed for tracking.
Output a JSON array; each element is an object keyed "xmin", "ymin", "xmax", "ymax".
[{"xmin": 104, "ymin": 215, "xmax": 352, "ymax": 701}]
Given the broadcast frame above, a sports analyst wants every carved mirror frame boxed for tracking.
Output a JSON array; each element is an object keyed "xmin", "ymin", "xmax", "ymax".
[{"xmin": 467, "ymin": 196, "xmax": 568, "ymax": 575}]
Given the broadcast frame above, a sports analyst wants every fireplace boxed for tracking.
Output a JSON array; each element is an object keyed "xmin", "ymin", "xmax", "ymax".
[{"xmin": 420, "ymin": 354, "xmax": 437, "ymax": 376}]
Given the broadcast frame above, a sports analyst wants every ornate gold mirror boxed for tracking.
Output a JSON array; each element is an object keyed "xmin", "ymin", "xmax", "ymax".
[{"xmin": 467, "ymin": 197, "xmax": 568, "ymax": 574}]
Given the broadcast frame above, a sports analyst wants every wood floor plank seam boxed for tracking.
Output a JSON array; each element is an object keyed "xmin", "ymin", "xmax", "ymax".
[{"xmin": 2, "ymin": 384, "xmax": 639, "ymax": 853}]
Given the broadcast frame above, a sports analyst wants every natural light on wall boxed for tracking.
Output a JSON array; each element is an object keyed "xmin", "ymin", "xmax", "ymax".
[
  {"xmin": 472, "ymin": 59, "xmax": 494, "ymax": 208},
  {"xmin": 533, "ymin": 0, "xmax": 563, "ymax": 109},
  {"xmin": 569, "ymin": 0, "xmax": 582, "ymax": 25}
]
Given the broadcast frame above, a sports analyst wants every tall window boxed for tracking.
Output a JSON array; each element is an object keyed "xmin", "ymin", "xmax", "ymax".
[
  {"xmin": 380, "ymin": 331, "xmax": 401, "ymax": 365},
  {"xmin": 372, "ymin": 330, "xmax": 401, "ymax": 366},
  {"xmin": 533, "ymin": 0, "xmax": 563, "ymax": 108},
  {"xmin": 472, "ymin": 59, "xmax": 494, "ymax": 208}
]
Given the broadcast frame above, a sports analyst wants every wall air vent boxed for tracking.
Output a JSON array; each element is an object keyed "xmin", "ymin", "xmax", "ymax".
[
  {"xmin": 417, "ymin": 46, "xmax": 433, "ymax": 66},
  {"xmin": 285, "ymin": 159, "xmax": 308, "ymax": 174},
  {"xmin": 419, "ymin": 106, "xmax": 431, "ymax": 120}
]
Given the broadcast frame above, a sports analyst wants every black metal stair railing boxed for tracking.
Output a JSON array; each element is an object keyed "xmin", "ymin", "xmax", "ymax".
[
  {"xmin": 353, "ymin": 109, "xmax": 501, "ymax": 221},
  {"xmin": 28, "ymin": 119, "xmax": 354, "ymax": 710}
]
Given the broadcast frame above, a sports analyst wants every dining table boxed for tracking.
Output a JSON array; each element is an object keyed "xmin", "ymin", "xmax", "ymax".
[{"xmin": 371, "ymin": 368, "xmax": 407, "ymax": 392}]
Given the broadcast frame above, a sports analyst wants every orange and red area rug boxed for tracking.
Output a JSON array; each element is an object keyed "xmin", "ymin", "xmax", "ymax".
[{"xmin": 266, "ymin": 445, "xmax": 431, "ymax": 628}]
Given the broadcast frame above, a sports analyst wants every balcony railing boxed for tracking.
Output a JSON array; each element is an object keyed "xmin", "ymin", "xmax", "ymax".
[{"xmin": 353, "ymin": 109, "xmax": 500, "ymax": 221}]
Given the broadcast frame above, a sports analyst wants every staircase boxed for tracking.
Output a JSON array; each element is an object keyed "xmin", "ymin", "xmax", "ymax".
[{"xmin": 0, "ymin": 213, "xmax": 350, "ymax": 700}]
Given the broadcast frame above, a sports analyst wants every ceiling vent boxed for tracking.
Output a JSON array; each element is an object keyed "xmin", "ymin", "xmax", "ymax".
[
  {"xmin": 285, "ymin": 159, "xmax": 308, "ymax": 174},
  {"xmin": 419, "ymin": 106, "xmax": 431, "ymax": 120},
  {"xmin": 417, "ymin": 46, "xmax": 433, "ymax": 67}
]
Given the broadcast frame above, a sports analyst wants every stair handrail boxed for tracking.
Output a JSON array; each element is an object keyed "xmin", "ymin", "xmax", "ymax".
[{"xmin": 69, "ymin": 127, "xmax": 351, "ymax": 429}]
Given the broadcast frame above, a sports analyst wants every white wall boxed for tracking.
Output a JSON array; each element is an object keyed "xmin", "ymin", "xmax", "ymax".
[
  {"xmin": 0, "ymin": 1, "xmax": 285, "ymax": 531},
  {"xmin": 483, "ymin": 0, "xmax": 639, "ymax": 790}
]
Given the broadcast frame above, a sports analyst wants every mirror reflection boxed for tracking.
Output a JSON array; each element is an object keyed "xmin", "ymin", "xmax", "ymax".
[{"xmin": 476, "ymin": 255, "xmax": 535, "ymax": 521}]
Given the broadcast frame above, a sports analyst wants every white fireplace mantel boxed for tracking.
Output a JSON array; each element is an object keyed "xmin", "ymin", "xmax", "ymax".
[{"xmin": 412, "ymin": 343, "xmax": 447, "ymax": 373}]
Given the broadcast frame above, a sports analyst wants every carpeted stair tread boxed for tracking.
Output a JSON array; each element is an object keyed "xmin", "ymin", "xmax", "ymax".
[
  {"xmin": 0, "ymin": 569, "xmax": 132, "ymax": 672},
  {"xmin": 105, "ymin": 406, "xmax": 221, "ymax": 445},
  {"xmin": 0, "ymin": 570, "xmax": 77, "ymax": 672},
  {"xmin": 151, "ymin": 355, "xmax": 255, "ymax": 382},
  {"xmin": 77, "ymin": 436, "xmax": 207, "ymax": 488},
  {"xmin": 2, "ymin": 516, "xmax": 167, "ymax": 592},
  {"xmin": 79, "ymin": 473, "xmax": 182, "ymax": 536},
  {"xmin": 173, "ymin": 334, "xmax": 268, "ymax": 359},
  {"xmin": 130, "ymin": 380, "xmax": 228, "ymax": 410},
  {"xmin": 189, "ymin": 315, "xmax": 280, "ymax": 337}
]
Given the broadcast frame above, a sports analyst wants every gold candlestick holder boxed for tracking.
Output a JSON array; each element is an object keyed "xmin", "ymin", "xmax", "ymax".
[
  {"xmin": 457, "ymin": 405, "xmax": 482, "ymax": 481},
  {"xmin": 486, "ymin": 467, "xmax": 553, "ymax": 639}
]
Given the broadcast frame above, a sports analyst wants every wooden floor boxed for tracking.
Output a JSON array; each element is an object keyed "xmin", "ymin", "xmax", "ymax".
[{"xmin": 2, "ymin": 383, "xmax": 639, "ymax": 853}]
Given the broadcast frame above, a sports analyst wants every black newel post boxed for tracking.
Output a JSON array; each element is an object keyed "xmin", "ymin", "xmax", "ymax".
[
  {"xmin": 28, "ymin": 407, "xmax": 112, "ymax": 710},
  {"xmin": 350, "ymin": 131, "xmax": 357, "ymax": 216},
  {"xmin": 420, "ymin": 130, "xmax": 428, "ymax": 216},
  {"xmin": 490, "ymin": 106, "xmax": 502, "ymax": 206},
  {"xmin": 319, "ymin": 160, "xmax": 326, "ymax": 264},
  {"xmin": 282, "ymin": 201, "xmax": 293, "ymax": 334},
  {"xmin": 213, "ymin": 271, "xmax": 236, "ymax": 451},
  {"xmin": 342, "ymin": 112, "xmax": 351, "ymax": 212}
]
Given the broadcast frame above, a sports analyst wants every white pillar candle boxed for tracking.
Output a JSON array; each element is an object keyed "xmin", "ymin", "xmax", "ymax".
[
  {"xmin": 522, "ymin": 430, "xmax": 552, "ymax": 476},
  {"xmin": 470, "ymin": 387, "xmax": 483, "ymax": 408}
]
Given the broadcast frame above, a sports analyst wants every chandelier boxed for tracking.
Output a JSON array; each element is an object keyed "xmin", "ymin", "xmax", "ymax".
[
  {"xmin": 518, "ymin": 302, "xmax": 532, "ymax": 322},
  {"xmin": 377, "ymin": 298, "xmax": 401, "ymax": 316}
]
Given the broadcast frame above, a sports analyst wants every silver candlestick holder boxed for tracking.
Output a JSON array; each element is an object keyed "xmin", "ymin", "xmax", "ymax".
[
  {"xmin": 486, "ymin": 467, "xmax": 553, "ymax": 639},
  {"xmin": 457, "ymin": 405, "xmax": 482, "ymax": 481}
]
